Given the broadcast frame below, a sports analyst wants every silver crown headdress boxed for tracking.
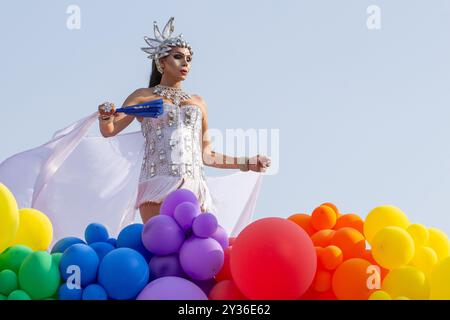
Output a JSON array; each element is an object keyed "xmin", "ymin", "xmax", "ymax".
[{"xmin": 141, "ymin": 17, "xmax": 193, "ymax": 73}]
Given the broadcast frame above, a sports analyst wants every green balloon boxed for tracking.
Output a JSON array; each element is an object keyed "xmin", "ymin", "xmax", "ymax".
[
  {"xmin": 51, "ymin": 252, "xmax": 63, "ymax": 267},
  {"xmin": 8, "ymin": 290, "xmax": 31, "ymax": 300},
  {"xmin": 52, "ymin": 291, "xmax": 59, "ymax": 300},
  {"xmin": 18, "ymin": 251, "xmax": 61, "ymax": 300},
  {"xmin": 0, "ymin": 245, "xmax": 33, "ymax": 273},
  {"xmin": 0, "ymin": 294, "xmax": 7, "ymax": 300},
  {"xmin": 0, "ymin": 269, "xmax": 18, "ymax": 296}
]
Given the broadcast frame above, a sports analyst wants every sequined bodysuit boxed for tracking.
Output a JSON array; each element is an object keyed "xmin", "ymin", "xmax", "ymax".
[{"xmin": 136, "ymin": 102, "xmax": 215, "ymax": 213}]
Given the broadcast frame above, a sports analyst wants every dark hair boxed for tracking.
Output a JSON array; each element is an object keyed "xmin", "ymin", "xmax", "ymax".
[{"xmin": 148, "ymin": 60, "xmax": 162, "ymax": 88}]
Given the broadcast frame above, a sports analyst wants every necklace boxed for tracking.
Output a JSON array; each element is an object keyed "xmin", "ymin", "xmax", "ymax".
[{"xmin": 153, "ymin": 84, "xmax": 191, "ymax": 106}]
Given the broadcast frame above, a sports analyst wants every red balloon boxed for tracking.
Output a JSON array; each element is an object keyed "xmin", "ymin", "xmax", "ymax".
[
  {"xmin": 228, "ymin": 237, "xmax": 236, "ymax": 246},
  {"xmin": 215, "ymin": 246, "xmax": 232, "ymax": 282},
  {"xmin": 208, "ymin": 280, "xmax": 247, "ymax": 300},
  {"xmin": 230, "ymin": 218, "xmax": 317, "ymax": 300},
  {"xmin": 299, "ymin": 288, "xmax": 337, "ymax": 300}
]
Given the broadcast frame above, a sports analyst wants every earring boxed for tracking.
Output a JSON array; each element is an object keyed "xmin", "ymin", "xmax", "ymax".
[{"xmin": 155, "ymin": 59, "xmax": 164, "ymax": 74}]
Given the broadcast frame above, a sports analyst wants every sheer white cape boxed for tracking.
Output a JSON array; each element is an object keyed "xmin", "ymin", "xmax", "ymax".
[{"xmin": 0, "ymin": 113, "xmax": 263, "ymax": 242}]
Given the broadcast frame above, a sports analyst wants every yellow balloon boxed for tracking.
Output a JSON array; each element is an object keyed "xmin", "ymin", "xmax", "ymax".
[
  {"xmin": 410, "ymin": 246, "xmax": 438, "ymax": 274},
  {"xmin": 430, "ymin": 257, "xmax": 450, "ymax": 299},
  {"xmin": 427, "ymin": 228, "xmax": 449, "ymax": 260},
  {"xmin": 369, "ymin": 290, "xmax": 391, "ymax": 300},
  {"xmin": 11, "ymin": 208, "xmax": 53, "ymax": 251},
  {"xmin": 382, "ymin": 266, "xmax": 430, "ymax": 300},
  {"xmin": 407, "ymin": 224, "xmax": 429, "ymax": 247},
  {"xmin": 372, "ymin": 226, "xmax": 415, "ymax": 269},
  {"xmin": 0, "ymin": 183, "xmax": 20, "ymax": 253},
  {"xmin": 394, "ymin": 296, "xmax": 410, "ymax": 300},
  {"xmin": 364, "ymin": 205, "xmax": 410, "ymax": 244}
]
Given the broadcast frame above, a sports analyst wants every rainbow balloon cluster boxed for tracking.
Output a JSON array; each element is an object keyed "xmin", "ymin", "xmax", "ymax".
[{"xmin": 1, "ymin": 181, "xmax": 450, "ymax": 300}]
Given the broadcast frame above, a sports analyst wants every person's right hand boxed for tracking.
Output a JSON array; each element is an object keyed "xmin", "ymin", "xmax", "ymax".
[{"xmin": 98, "ymin": 102, "xmax": 116, "ymax": 117}]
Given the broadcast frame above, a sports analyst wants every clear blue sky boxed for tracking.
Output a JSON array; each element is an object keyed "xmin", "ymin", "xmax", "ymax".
[{"xmin": 1, "ymin": 0, "xmax": 450, "ymax": 234}]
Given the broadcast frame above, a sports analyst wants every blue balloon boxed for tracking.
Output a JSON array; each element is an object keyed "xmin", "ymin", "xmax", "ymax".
[
  {"xmin": 82, "ymin": 284, "xmax": 108, "ymax": 300},
  {"xmin": 117, "ymin": 223, "xmax": 153, "ymax": 261},
  {"xmin": 106, "ymin": 238, "xmax": 117, "ymax": 247},
  {"xmin": 85, "ymin": 223, "xmax": 109, "ymax": 244},
  {"xmin": 60, "ymin": 244, "xmax": 99, "ymax": 287},
  {"xmin": 58, "ymin": 283, "xmax": 83, "ymax": 300},
  {"xmin": 98, "ymin": 248, "xmax": 149, "ymax": 300},
  {"xmin": 90, "ymin": 242, "xmax": 115, "ymax": 262},
  {"xmin": 51, "ymin": 237, "xmax": 86, "ymax": 254}
]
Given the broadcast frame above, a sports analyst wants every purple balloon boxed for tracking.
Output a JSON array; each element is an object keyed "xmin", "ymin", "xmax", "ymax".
[
  {"xmin": 137, "ymin": 276, "xmax": 207, "ymax": 300},
  {"xmin": 149, "ymin": 254, "xmax": 185, "ymax": 279},
  {"xmin": 142, "ymin": 215, "xmax": 185, "ymax": 255},
  {"xmin": 174, "ymin": 202, "xmax": 200, "ymax": 231},
  {"xmin": 192, "ymin": 278, "xmax": 217, "ymax": 296},
  {"xmin": 210, "ymin": 225, "xmax": 229, "ymax": 250},
  {"xmin": 179, "ymin": 236, "xmax": 224, "ymax": 280},
  {"xmin": 192, "ymin": 213, "xmax": 218, "ymax": 238},
  {"xmin": 160, "ymin": 189, "xmax": 200, "ymax": 217}
]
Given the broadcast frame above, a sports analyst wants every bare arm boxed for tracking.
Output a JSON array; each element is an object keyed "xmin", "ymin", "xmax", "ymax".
[
  {"xmin": 198, "ymin": 96, "xmax": 272, "ymax": 172},
  {"xmin": 98, "ymin": 89, "xmax": 146, "ymax": 137},
  {"xmin": 197, "ymin": 96, "xmax": 247, "ymax": 170}
]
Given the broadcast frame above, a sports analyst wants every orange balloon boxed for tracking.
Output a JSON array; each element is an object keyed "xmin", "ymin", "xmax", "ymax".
[
  {"xmin": 362, "ymin": 249, "xmax": 375, "ymax": 263},
  {"xmin": 330, "ymin": 227, "xmax": 366, "ymax": 260},
  {"xmin": 335, "ymin": 214, "xmax": 364, "ymax": 234},
  {"xmin": 321, "ymin": 202, "xmax": 341, "ymax": 217},
  {"xmin": 361, "ymin": 250, "xmax": 388, "ymax": 280},
  {"xmin": 312, "ymin": 269, "xmax": 332, "ymax": 292},
  {"xmin": 311, "ymin": 206, "xmax": 337, "ymax": 231},
  {"xmin": 332, "ymin": 258, "xmax": 374, "ymax": 300},
  {"xmin": 320, "ymin": 245, "xmax": 343, "ymax": 270},
  {"xmin": 288, "ymin": 213, "xmax": 315, "ymax": 236},
  {"xmin": 315, "ymin": 246, "xmax": 325, "ymax": 257},
  {"xmin": 311, "ymin": 229, "xmax": 336, "ymax": 247}
]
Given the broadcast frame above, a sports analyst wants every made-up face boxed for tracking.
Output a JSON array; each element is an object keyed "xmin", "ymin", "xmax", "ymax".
[{"xmin": 160, "ymin": 46, "xmax": 192, "ymax": 80}]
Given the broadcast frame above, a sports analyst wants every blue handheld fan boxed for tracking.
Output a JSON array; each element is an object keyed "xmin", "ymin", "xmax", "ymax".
[{"xmin": 115, "ymin": 98, "xmax": 164, "ymax": 118}]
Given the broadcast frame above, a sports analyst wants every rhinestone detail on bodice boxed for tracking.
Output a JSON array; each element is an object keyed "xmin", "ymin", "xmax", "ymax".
[{"xmin": 139, "ymin": 103, "xmax": 205, "ymax": 182}]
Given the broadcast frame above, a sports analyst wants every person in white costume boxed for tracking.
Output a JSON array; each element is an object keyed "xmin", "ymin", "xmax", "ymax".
[{"xmin": 0, "ymin": 17, "xmax": 271, "ymax": 242}]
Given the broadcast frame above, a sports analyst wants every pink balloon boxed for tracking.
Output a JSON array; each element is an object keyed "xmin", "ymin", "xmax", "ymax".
[
  {"xmin": 179, "ymin": 236, "xmax": 224, "ymax": 281},
  {"xmin": 141, "ymin": 215, "xmax": 185, "ymax": 255},
  {"xmin": 137, "ymin": 276, "xmax": 207, "ymax": 300}
]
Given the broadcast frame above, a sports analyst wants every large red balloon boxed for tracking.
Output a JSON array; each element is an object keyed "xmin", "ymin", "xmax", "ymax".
[
  {"xmin": 215, "ymin": 246, "xmax": 232, "ymax": 282},
  {"xmin": 230, "ymin": 217, "xmax": 317, "ymax": 300},
  {"xmin": 209, "ymin": 280, "xmax": 247, "ymax": 300}
]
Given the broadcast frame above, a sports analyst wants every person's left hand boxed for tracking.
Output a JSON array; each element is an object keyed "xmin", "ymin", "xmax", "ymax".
[{"xmin": 249, "ymin": 155, "xmax": 271, "ymax": 172}]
